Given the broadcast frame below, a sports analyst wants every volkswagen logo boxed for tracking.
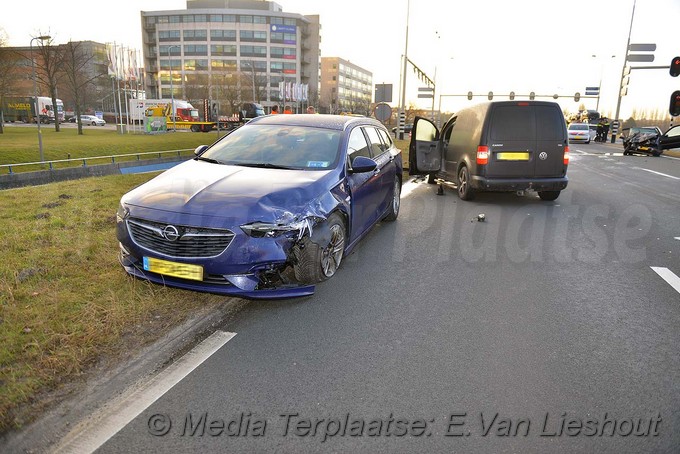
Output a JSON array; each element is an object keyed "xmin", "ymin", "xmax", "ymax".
[
  {"xmin": 162, "ymin": 225, "xmax": 180, "ymax": 242},
  {"xmin": 539, "ymin": 152, "xmax": 548, "ymax": 160}
]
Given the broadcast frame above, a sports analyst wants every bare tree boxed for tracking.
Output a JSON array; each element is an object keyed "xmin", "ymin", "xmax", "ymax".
[
  {"xmin": 60, "ymin": 41, "xmax": 101, "ymax": 135},
  {"xmin": 31, "ymin": 34, "xmax": 64, "ymax": 132},
  {"xmin": 0, "ymin": 30, "xmax": 21, "ymax": 133}
]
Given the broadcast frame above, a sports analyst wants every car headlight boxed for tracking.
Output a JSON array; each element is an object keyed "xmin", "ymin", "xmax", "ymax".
[
  {"xmin": 116, "ymin": 202, "xmax": 130, "ymax": 223},
  {"xmin": 240, "ymin": 222, "xmax": 299, "ymax": 238}
]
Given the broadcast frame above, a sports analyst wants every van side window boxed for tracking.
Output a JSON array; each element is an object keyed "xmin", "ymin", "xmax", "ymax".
[
  {"xmin": 535, "ymin": 106, "xmax": 567, "ymax": 140},
  {"xmin": 415, "ymin": 120, "xmax": 437, "ymax": 141},
  {"xmin": 364, "ymin": 127, "xmax": 385, "ymax": 157},
  {"xmin": 491, "ymin": 106, "xmax": 534, "ymax": 140}
]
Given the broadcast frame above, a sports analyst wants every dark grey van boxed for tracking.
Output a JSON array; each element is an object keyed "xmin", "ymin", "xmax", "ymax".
[{"xmin": 409, "ymin": 101, "xmax": 569, "ymax": 201}]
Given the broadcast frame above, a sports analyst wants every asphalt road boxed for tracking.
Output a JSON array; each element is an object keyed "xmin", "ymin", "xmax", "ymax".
[{"xmin": 45, "ymin": 143, "xmax": 680, "ymax": 453}]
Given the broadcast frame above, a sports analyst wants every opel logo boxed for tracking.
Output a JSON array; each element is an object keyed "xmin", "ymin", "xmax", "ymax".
[
  {"xmin": 539, "ymin": 152, "xmax": 548, "ymax": 160},
  {"xmin": 162, "ymin": 225, "xmax": 180, "ymax": 242}
]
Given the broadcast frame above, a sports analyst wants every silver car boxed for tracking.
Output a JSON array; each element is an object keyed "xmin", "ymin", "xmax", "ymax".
[
  {"xmin": 79, "ymin": 115, "xmax": 106, "ymax": 126},
  {"xmin": 567, "ymin": 123, "xmax": 590, "ymax": 144}
]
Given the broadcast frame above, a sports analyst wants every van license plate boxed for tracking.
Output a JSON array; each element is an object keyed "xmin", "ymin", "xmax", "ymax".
[
  {"xmin": 496, "ymin": 152, "xmax": 529, "ymax": 161},
  {"xmin": 143, "ymin": 257, "xmax": 203, "ymax": 281}
]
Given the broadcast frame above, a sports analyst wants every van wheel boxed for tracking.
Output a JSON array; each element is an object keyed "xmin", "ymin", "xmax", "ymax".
[
  {"xmin": 457, "ymin": 166, "xmax": 475, "ymax": 200},
  {"xmin": 538, "ymin": 191, "xmax": 560, "ymax": 201}
]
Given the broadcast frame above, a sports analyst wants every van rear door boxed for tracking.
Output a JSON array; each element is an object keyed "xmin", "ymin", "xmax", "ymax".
[
  {"xmin": 534, "ymin": 105, "xmax": 568, "ymax": 177},
  {"xmin": 484, "ymin": 103, "xmax": 566, "ymax": 178},
  {"xmin": 408, "ymin": 116, "xmax": 441, "ymax": 175}
]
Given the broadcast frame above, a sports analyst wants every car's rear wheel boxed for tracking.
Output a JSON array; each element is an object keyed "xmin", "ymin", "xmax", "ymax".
[
  {"xmin": 293, "ymin": 213, "xmax": 346, "ymax": 284},
  {"xmin": 457, "ymin": 165, "xmax": 475, "ymax": 200},
  {"xmin": 383, "ymin": 176, "xmax": 401, "ymax": 221},
  {"xmin": 538, "ymin": 190, "xmax": 561, "ymax": 201},
  {"xmin": 91, "ymin": 121, "xmax": 96, "ymax": 126}
]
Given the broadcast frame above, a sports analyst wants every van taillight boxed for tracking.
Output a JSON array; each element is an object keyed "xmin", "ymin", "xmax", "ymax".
[
  {"xmin": 476, "ymin": 146, "xmax": 489, "ymax": 165},
  {"xmin": 564, "ymin": 146, "xmax": 570, "ymax": 165}
]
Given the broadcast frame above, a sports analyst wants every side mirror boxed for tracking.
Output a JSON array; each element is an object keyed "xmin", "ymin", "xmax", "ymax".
[
  {"xmin": 350, "ymin": 156, "xmax": 377, "ymax": 173},
  {"xmin": 194, "ymin": 145, "xmax": 209, "ymax": 156}
]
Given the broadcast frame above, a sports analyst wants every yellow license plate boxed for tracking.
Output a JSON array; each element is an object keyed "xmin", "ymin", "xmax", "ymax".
[
  {"xmin": 143, "ymin": 257, "xmax": 203, "ymax": 281},
  {"xmin": 496, "ymin": 152, "xmax": 530, "ymax": 161}
]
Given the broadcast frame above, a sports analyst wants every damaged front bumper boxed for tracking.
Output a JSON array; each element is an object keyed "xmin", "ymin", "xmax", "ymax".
[{"xmin": 119, "ymin": 247, "xmax": 315, "ymax": 299}]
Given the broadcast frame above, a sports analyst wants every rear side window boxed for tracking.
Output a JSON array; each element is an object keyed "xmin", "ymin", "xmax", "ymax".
[
  {"xmin": 377, "ymin": 128, "xmax": 393, "ymax": 151},
  {"xmin": 490, "ymin": 106, "xmax": 534, "ymax": 140},
  {"xmin": 536, "ymin": 106, "xmax": 566, "ymax": 140},
  {"xmin": 364, "ymin": 127, "xmax": 385, "ymax": 157}
]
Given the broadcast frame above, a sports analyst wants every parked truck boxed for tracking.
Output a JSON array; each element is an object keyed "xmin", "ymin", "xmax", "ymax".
[
  {"xmin": 1, "ymin": 96, "xmax": 64, "ymax": 123},
  {"xmin": 200, "ymin": 100, "xmax": 265, "ymax": 130},
  {"xmin": 144, "ymin": 101, "xmax": 216, "ymax": 132}
]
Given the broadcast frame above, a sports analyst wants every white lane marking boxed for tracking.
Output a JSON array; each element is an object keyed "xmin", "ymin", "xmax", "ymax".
[
  {"xmin": 52, "ymin": 330, "xmax": 236, "ymax": 453},
  {"xmin": 650, "ymin": 267, "xmax": 680, "ymax": 295},
  {"xmin": 675, "ymin": 237, "xmax": 680, "ymax": 241},
  {"xmin": 661, "ymin": 155, "xmax": 680, "ymax": 161},
  {"xmin": 633, "ymin": 167, "xmax": 680, "ymax": 180}
]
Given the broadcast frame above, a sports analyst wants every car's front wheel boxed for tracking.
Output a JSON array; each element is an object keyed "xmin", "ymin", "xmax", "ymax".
[{"xmin": 294, "ymin": 213, "xmax": 346, "ymax": 284}]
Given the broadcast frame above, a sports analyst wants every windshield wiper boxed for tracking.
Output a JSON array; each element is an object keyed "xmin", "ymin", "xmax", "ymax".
[
  {"xmin": 234, "ymin": 162, "xmax": 302, "ymax": 170},
  {"xmin": 195, "ymin": 156, "xmax": 223, "ymax": 164}
]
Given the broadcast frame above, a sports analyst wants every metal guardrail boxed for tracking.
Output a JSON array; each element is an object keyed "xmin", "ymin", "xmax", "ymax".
[{"xmin": 0, "ymin": 149, "xmax": 194, "ymax": 175}]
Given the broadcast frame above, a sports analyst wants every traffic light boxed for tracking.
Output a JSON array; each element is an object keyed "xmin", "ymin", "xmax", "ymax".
[
  {"xmin": 467, "ymin": 91, "xmax": 473, "ymax": 100},
  {"xmin": 529, "ymin": 92, "xmax": 535, "ymax": 100},
  {"xmin": 509, "ymin": 91, "xmax": 515, "ymax": 100},
  {"xmin": 670, "ymin": 90, "xmax": 680, "ymax": 116},
  {"xmin": 574, "ymin": 92, "xmax": 580, "ymax": 102},
  {"xmin": 670, "ymin": 56, "xmax": 680, "ymax": 77}
]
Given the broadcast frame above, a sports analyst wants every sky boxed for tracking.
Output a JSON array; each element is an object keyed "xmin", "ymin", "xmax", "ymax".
[{"xmin": 2, "ymin": 0, "xmax": 679, "ymax": 120}]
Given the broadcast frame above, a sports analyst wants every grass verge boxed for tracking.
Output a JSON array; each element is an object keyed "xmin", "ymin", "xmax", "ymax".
[
  {"xmin": 0, "ymin": 126, "xmax": 223, "ymax": 170},
  {"xmin": 0, "ymin": 172, "xmax": 226, "ymax": 433}
]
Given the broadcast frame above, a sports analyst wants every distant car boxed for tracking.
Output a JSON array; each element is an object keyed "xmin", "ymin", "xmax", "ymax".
[
  {"xmin": 622, "ymin": 125, "xmax": 680, "ymax": 156},
  {"xmin": 392, "ymin": 124, "xmax": 413, "ymax": 137},
  {"xmin": 567, "ymin": 123, "xmax": 591, "ymax": 144},
  {"xmin": 116, "ymin": 114, "xmax": 403, "ymax": 299},
  {"xmin": 72, "ymin": 115, "xmax": 106, "ymax": 126}
]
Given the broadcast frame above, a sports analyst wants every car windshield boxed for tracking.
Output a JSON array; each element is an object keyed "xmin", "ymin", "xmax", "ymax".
[
  {"xmin": 202, "ymin": 124, "xmax": 342, "ymax": 170},
  {"xmin": 569, "ymin": 124, "xmax": 588, "ymax": 131}
]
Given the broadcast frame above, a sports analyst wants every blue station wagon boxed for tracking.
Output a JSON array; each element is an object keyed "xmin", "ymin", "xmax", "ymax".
[{"xmin": 116, "ymin": 114, "xmax": 402, "ymax": 299}]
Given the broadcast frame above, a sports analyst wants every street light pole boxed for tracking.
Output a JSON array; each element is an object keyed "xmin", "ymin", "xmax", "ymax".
[
  {"xmin": 612, "ymin": 0, "xmax": 636, "ymax": 143},
  {"xmin": 30, "ymin": 35, "xmax": 51, "ymax": 162},
  {"xmin": 591, "ymin": 54, "xmax": 616, "ymax": 112},
  {"xmin": 398, "ymin": 0, "xmax": 410, "ymax": 140},
  {"xmin": 168, "ymin": 45, "xmax": 180, "ymax": 132}
]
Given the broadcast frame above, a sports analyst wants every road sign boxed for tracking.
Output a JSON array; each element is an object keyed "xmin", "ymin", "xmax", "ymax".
[
  {"xmin": 585, "ymin": 86, "xmax": 599, "ymax": 91},
  {"xmin": 375, "ymin": 84, "xmax": 393, "ymax": 103},
  {"xmin": 418, "ymin": 87, "xmax": 434, "ymax": 92},
  {"xmin": 374, "ymin": 103, "xmax": 392, "ymax": 122},
  {"xmin": 627, "ymin": 54, "xmax": 655, "ymax": 62},
  {"xmin": 417, "ymin": 94, "xmax": 433, "ymax": 99},
  {"xmin": 585, "ymin": 92, "xmax": 599, "ymax": 96},
  {"xmin": 628, "ymin": 43, "xmax": 656, "ymax": 52}
]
